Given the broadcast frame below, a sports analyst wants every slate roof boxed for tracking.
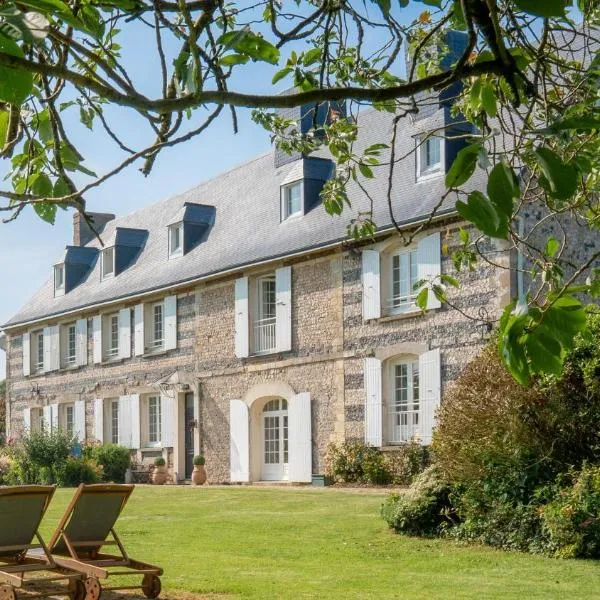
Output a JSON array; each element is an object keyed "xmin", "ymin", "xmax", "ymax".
[{"xmin": 3, "ymin": 106, "xmax": 483, "ymax": 329}]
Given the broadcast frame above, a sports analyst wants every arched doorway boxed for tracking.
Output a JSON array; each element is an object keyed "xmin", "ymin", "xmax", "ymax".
[{"xmin": 261, "ymin": 398, "xmax": 289, "ymax": 481}]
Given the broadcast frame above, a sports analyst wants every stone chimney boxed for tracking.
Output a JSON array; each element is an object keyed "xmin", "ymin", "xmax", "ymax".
[{"xmin": 73, "ymin": 211, "xmax": 115, "ymax": 246}]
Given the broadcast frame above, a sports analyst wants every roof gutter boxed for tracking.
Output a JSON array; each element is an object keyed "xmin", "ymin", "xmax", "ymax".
[{"xmin": 1, "ymin": 208, "xmax": 457, "ymax": 332}]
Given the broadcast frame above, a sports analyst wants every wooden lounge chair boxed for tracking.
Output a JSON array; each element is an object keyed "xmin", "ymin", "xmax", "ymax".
[
  {"xmin": 47, "ymin": 484, "xmax": 163, "ymax": 600},
  {"xmin": 0, "ymin": 485, "xmax": 85, "ymax": 600}
]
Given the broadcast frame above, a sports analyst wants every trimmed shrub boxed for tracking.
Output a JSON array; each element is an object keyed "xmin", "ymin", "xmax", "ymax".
[
  {"xmin": 154, "ymin": 457, "xmax": 166, "ymax": 467},
  {"xmin": 88, "ymin": 444, "xmax": 131, "ymax": 483},
  {"xmin": 60, "ymin": 457, "xmax": 102, "ymax": 486},
  {"xmin": 540, "ymin": 464, "xmax": 600, "ymax": 558},
  {"xmin": 381, "ymin": 466, "xmax": 454, "ymax": 535},
  {"xmin": 326, "ymin": 442, "xmax": 390, "ymax": 484},
  {"xmin": 193, "ymin": 455, "xmax": 205, "ymax": 466},
  {"xmin": 385, "ymin": 442, "xmax": 432, "ymax": 486}
]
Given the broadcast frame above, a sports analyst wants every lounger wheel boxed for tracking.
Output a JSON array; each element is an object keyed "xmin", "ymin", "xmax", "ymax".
[
  {"xmin": 0, "ymin": 585, "xmax": 16, "ymax": 600},
  {"xmin": 142, "ymin": 575, "xmax": 161, "ymax": 599},
  {"xmin": 84, "ymin": 577, "xmax": 102, "ymax": 600},
  {"xmin": 69, "ymin": 578, "xmax": 86, "ymax": 600}
]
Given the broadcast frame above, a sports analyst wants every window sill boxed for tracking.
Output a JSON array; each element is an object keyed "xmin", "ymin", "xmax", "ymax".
[
  {"xmin": 102, "ymin": 356, "xmax": 125, "ymax": 365},
  {"xmin": 245, "ymin": 349, "xmax": 291, "ymax": 362},
  {"xmin": 60, "ymin": 363, "xmax": 80, "ymax": 372},
  {"xmin": 374, "ymin": 309, "xmax": 427, "ymax": 324},
  {"xmin": 416, "ymin": 169, "xmax": 442, "ymax": 183},
  {"xmin": 142, "ymin": 347, "xmax": 168, "ymax": 358}
]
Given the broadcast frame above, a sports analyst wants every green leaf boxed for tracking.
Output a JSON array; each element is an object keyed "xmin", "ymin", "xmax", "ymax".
[
  {"xmin": 0, "ymin": 34, "xmax": 33, "ymax": 105},
  {"xmin": 31, "ymin": 172, "xmax": 53, "ymax": 197},
  {"xmin": 272, "ymin": 66, "xmax": 292, "ymax": 84},
  {"xmin": 415, "ymin": 287, "xmax": 428, "ymax": 311},
  {"xmin": 440, "ymin": 274, "xmax": 460, "ymax": 288},
  {"xmin": 457, "ymin": 191, "xmax": 507, "ymax": 239},
  {"xmin": 514, "ymin": 0, "xmax": 567, "ymax": 18},
  {"xmin": 534, "ymin": 147, "xmax": 579, "ymax": 200},
  {"xmin": 445, "ymin": 142, "xmax": 481, "ymax": 188},
  {"xmin": 33, "ymin": 201, "xmax": 57, "ymax": 224},
  {"xmin": 487, "ymin": 161, "xmax": 518, "ymax": 219},
  {"xmin": 415, "ymin": 0, "xmax": 442, "ymax": 6},
  {"xmin": 480, "ymin": 83, "xmax": 497, "ymax": 117},
  {"xmin": 544, "ymin": 237, "xmax": 560, "ymax": 258},
  {"xmin": 53, "ymin": 176, "xmax": 71, "ymax": 197},
  {"xmin": 0, "ymin": 109, "xmax": 9, "ymax": 146},
  {"xmin": 218, "ymin": 29, "xmax": 280, "ymax": 65},
  {"xmin": 550, "ymin": 115, "xmax": 600, "ymax": 131},
  {"xmin": 373, "ymin": 0, "xmax": 391, "ymax": 15},
  {"xmin": 358, "ymin": 163, "xmax": 374, "ymax": 178},
  {"xmin": 219, "ymin": 54, "xmax": 249, "ymax": 66}
]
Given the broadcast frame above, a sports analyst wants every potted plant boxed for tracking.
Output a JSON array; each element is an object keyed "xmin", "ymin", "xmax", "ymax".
[
  {"xmin": 191, "ymin": 455, "xmax": 207, "ymax": 486},
  {"xmin": 152, "ymin": 457, "xmax": 167, "ymax": 485}
]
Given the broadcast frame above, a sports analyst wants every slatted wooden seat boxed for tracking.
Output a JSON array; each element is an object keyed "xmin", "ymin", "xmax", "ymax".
[
  {"xmin": 47, "ymin": 484, "xmax": 163, "ymax": 600},
  {"xmin": 0, "ymin": 486, "xmax": 85, "ymax": 600}
]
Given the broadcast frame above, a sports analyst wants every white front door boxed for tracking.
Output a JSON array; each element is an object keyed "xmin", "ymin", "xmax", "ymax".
[{"xmin": 261, "ymin": 398, "xmax": 289, "ymax": 481}]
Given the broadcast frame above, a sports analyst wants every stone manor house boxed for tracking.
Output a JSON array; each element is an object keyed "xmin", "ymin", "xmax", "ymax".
[{"xmin": 1, "ymin": 70, "xmax": 520, "ymax": 483}]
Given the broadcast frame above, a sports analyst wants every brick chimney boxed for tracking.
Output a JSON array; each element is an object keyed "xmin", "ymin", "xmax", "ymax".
[{"xmin": 73, "ymin": 212, "xmax": 115, "ymax": 246}]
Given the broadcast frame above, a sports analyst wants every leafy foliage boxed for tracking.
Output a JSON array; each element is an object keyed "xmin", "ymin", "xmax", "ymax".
[{"xmin": 83, "ymin": 442, "xmax": 131, "ymax": 483}]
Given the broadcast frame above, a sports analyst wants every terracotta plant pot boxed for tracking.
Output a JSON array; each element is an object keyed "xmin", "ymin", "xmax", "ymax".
[
  {"xmin": 152, "ymin": 465, "xmax": 168, "ymax": 485},
  {"xmin": 191, "ymin": 465, "xmax": 207, "ymax": 486}
]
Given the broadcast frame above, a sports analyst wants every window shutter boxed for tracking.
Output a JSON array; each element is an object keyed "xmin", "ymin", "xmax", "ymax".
[
  {"xmin": 118, "ymin": 308, "xmax": 131, "ymax": 359},
  {"xmin": 75, "ymin": 319, "xmax": 88, "ymax": 366},
  {"xmin": 93, "ymin": 398, "xmax": 104, "ymax": 443},
  {"xmin": 234, "ymin": 277, "xmax": 249, "ymax": 358},
  {"xmin": 417, "ymin": 232, "xmax": 442, "ymax": 310},
  {"xmin": 118, "ymin": 395, "xmax": 131, "ymax": 448},
  {"xmin": 164, "ymin": 296, "xmax": 177, "ymax": 350},
  {"xmin": 50, "ymin": 403, "xmax": 59, "ymax": 432},
  {"xmin": 42, "ymin": 405, "xmax": 51, "ymax": 431},
  {"xmin": 74, "ymin": 400, "xmax": 86, "ymax": 441},
  {"xmin": 362, "ymin": 249, "xmax": 381, "ymax": 320},
  {"xmin": 92, "ymin": 315, "xmax": 102, "ymax": 364},
  {"xmin": 288, "ymin": 392, "xmax": 312, "ymax": 482},
  {"xmin": 419, "ymin": 347, "xmax": 441, "ymax": 445},
  {"xmin": 43, "ymin": 326, "xmax": 52, "ymax": 372},
  {"xmin": 160, "ymin": 394, "xmax": 175, "ymax": 447},
  {"xmin": 23, "ymin": 407, "xmax": 31, "ymax": 432},
  {"xmin": 130, "ymin": 394, "xmax": 141, "ymax": 449},
  {"xmin": 50, "ymin": 326, "xmax": 60, "ymax": 371},
  {"xmin": 22, "ymin": 333, "xmax": 30, "ymax": 376},
  {"xmin": 275, "ymin": 266, "xmax": 292, "ymax": 352},
  {"xmin": 364, "ymin": 357, "xmax": 383, "ymax": 447},
  {"xmin": 134, "ymin": 304, "xmax": 145, "ymax": 356},
  {"xmin": 229, "ymin": 399, "xmax": 249, "ymax": 482}
]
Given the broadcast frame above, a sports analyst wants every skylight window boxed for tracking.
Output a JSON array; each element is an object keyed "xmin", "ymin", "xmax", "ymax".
[
  {"xmin": 102, "ymin": 247, "xmax": 115, "ymax": 279},
  {"xmin": 169, "ymin": 223, "xmax": 183, "ymax": 258},
  {"xmin": 281, "ymin": 181, "xmax": 302, "ymax": 221},
  {"xmin": 54, "ymin": 264, "xmax": 65, "ymax": 296}
]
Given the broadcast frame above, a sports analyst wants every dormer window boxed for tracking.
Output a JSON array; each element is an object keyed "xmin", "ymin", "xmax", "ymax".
[
  {"xmin": 417, "ymin": 135, "xmax": 442, "ymax": 179},
  {"xmin": 101, "ymin": 247, "xmax": 115, "ymax": 280},
  {"xmin": 169, "ymin": 223, "xmax": 183, "ymax": 258},
  {"xmin": 281, "ymin": 182, "xmax": 302, "ymax": 221},
  {"xmin": 54, "ymin": 264, "xmax": 65, "ymax": 296}
]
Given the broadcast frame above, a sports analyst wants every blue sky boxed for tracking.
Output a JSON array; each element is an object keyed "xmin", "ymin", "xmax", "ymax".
[{"xmin": 0, "ymin": 5, "xmax": 424, "ymax": 379}]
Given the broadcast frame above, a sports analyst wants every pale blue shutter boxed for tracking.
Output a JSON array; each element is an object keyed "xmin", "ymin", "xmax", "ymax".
[
  {"xmin": 275, "ymin": 266, "xmax": 292, "ymax": 352},
  {"xmin": 364, "ymin": 357, "xmax": 382, "ymax": 447},
  {"xmin": 22, "ymin": 333, "xmax": 30, "ymax": 376},
  {"xmin": 74, "ymin": 400, "xmax": 86, "ymax": 440},
  {"xmin": 417, "ymin": 232, "xmax": 441, "ymax": 310},
  {"xmin": 119, "ymin": 308, "xmax": 131, "ymax": 359},
  {"xmin": 92, "ymin": 315, "xmax": 102, "ymax": 364},
  {"xmin": 419, "ymin": 348, "xmax": 441, "ymax": 445},
  {"xmin": 234, "ymin": 278, "xmax": 249, "ymax": 358},
  {"xmin": 230, "ymin": 399, "xmax": 249, "ymax": 482},
  {"xmin": 160, "ymin": 394, "xmax": 175, "ymax": 447},
  {"xmin": 130, "ymin": 394, "xmax": 141, "ymax": 449},
  {"xmin": 362, "ymin": 250, "xmax": 381, "ymax": 320},
  {"xmin": 93, "ymin": 398, "xmax": 104, "ymax": 443},
  {"xmin": 164, "ymin": 296, "xmax": 177, "ymax": 350},
  {"xmin": 288, "ymin": 392, "xmax": 312, "ymax": 482},
  {"xmin": 134, "ymin": 304, "xmax": 145, "ymax": 356},
  {"xmin": 75, "ymin": 318, "xmax": 88, "ymax": 366},
  {"xmin": 23, "ymin": 407, "xmax": 31, "ymax": 432}
]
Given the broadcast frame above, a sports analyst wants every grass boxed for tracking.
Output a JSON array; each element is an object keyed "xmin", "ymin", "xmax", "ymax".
[{"xmin": 39, "ymin": 486, "xmax": 600, "ymax": 600}]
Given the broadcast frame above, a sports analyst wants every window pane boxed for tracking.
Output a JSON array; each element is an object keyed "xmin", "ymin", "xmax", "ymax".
[
  {"xmin": 284, "ymin": 183, "xmax": 301, "ymax": 219},
  {"xmin": 112, "ymin": 400, "xmax": 119, "ymax": 444},
  {"xmin": 37, "ymin": 332, "xmax": 44, "ymax": 370},
  {"xmin": 153, "ymin": 304, "xmax": 163, "ymax": 346},
  {"xmin": 68, "ymin": 325, "xmax": 76, "ymax": 362},
  {"xmin": 103, "ymin": 248, "xmax": 114, "ymax": 277},
  {"xmin": 109, "ymin": 315, "xmax": 119, "ymax": 356},
  {"xmin": 148, "ymin": 397, "xmax": 161, "ymax": 443},
  {"xmin": 55, "ymin": 265, "xmax": 64, "ymax": 289},
  {"xmin": 391, "ymin": 361, "xmax": 420, "ymax": 443},
  {"xmin": 170, "ymin": 225, "xmax": 182, "ymax": 254},
  {"xmin": 66, "ymin": 406, "xmax": 74, "ymax": 437}
]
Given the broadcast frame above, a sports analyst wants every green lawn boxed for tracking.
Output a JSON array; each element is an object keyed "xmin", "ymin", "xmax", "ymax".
[{"xmin": 39, "ymin": 486, "xmax": 600, "ymax": 599}]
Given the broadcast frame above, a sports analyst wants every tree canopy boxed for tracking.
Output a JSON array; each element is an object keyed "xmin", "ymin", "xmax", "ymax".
[{"xmin": 0, "ymin": 0, "xmax": 598, "ymax": 383}]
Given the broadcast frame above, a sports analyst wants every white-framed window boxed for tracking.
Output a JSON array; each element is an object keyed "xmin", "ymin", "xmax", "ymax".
[
  {"xmin": 107, "ymin": 313, "xmax": 119, "ymax": 359},
  {"xmin": 111, "ymin": 399, "xmax": 119, "ymax": 444},
  {"xmin": 33, "ymin": 329, "xmax": 44, "ymax": 373},
  {"xmin": 253, "ymin": 274, "xmax": 277, "ymax": 354},
  {"xmin": 389, "ymin": 358, "xmax": 420, "ymax": 444},
  {"xmin": 388, "ymin": 249, "xmax": 419, "ymax": 314},
  {"xmin": 147, "ymin": 395, "xmax": 162, "ymax": 446},
  {"xmin": 281, "ymin": 181, "xmax": 302, "ymax": 221},
  {"xmin": 101, "ymin": 247, "xmax": 115, "ymax": 280},
  {"xmin": 151, "ymin": 302, "xmax": 164, "ymax": 350},
  {"xmin": 54, "ymin": 264, "xmax": 65, "ymax": 296},
  {"xmin": 61, "ymin": 322, "xmax": 77, "ymax": 367},
  {"xmin": 59, "ymin": 403, "xmax": 75, "ymax": 437},
  {"xmin": 417, "ymin": 135, "xmax": 442, "ymax": 178},
  {"xmin": 169, "ymin": 223, "xmax": 184, "ymax": 258}
]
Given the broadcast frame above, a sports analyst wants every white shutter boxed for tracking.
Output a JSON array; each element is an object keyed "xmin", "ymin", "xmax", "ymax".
[
  {"xmin": 134, "ymin": 304, "xmax": 144, "ymax": 356},
  {"xmin": 23, "ymin": 407, "xmax": 31, "ymax": 432},
  {"xmin": 92, "ymin": 315, "xmax": 102, "ymax": 364},
  {"xmin": 75, "ymin": 319, "xmax": 88, "ymax": 366},
  {"xmin": 419, "ymin": 348, "xmax": 441, "ymax": 445},
  {"xmin": 160, "ymin": 394, "xmax": 175, "ymax": 447},
  {"xmin": 118, "ymin": 308, "xmax": 131, "ymax": 359},
  {"xmin": 50, "ymin": 326, "xmax": 60, "ymax": 371},
  {"xmin": 22, "ymin": 333, "xmax": 30, "ymax": 376},
  {"xmin": 74, "ymin": 400, "xmax": 86, "ymax": 440},
  {"xmin": 288, "ymin": 392, "xmax": 312, "ymax": 482},
  {"xmin": 234, "ymin": 277, "xmax": 249, "ymax": 358},
  {"xmin": 229, "ymin": 399, "xmax": 249, "ymax": 482},
  {"xmin": 275, "ymin": 266, "xmax": 292, "ymax": 352},
  {"xmin": 362, "ymin": 249, "xmax": 381, "ymax": 320},
  {"xmin": 93, "ymin": 398, "xmax": 104, "ymax": 443},
  {"xmin": 50, "ymin": 403, "xmax": 59, "ymax": 432},
  {"xmin": 42, "ymin": 326, "xmax": 52, "ymax": 372},
  {"xmin": 130, "ymin": 394, "xmax": 141, "ymax": 449},
  {"xmin": 118, "ymin": 395, "xmax": 131, "ymax": 448},
  {"xmin": 417, "ymin": 232, "xmax": 442, "ymax": 310},
  {"xmin": 364, "ymin": 357, "xmax": 383, "ymax": 447},
  {"xmin": 42, "ymin": 405, "xmax": 51, "ymax": 431},
  {"xmin": 164, "ymin": 296, "xmax": 177, "ymax": 350}
]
